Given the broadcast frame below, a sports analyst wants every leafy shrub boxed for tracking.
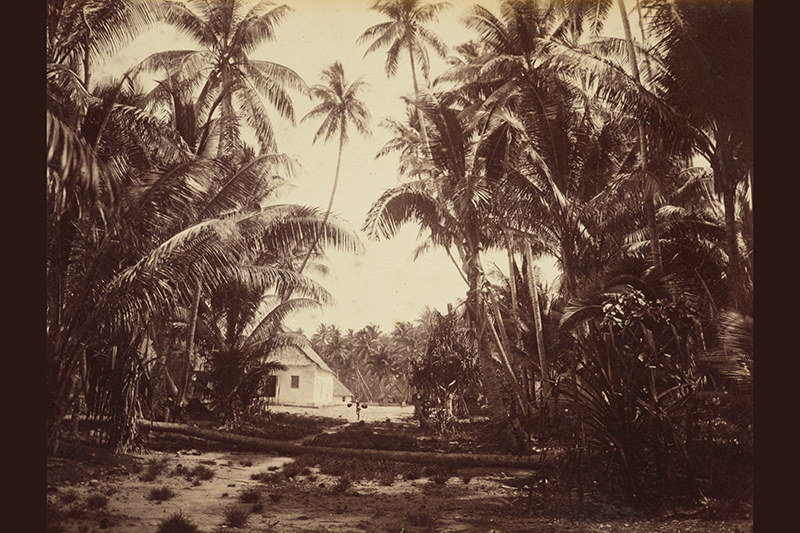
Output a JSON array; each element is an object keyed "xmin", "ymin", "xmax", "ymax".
[
  {"xmin": 141, "ymin": 457, "xmax": 171, "ymax": 481},
  {"xmin": 224, "ymin": 505, "xmax": 251, "ymax": 528},
  {"xmin": 281, "ymin": 461, "xmax": 304, "ymax": 478},
  {"xmin": 238, "ymin": 486, "xmax": 262, "ymax": 504},
  {"xmin": 402, "ymin": 464, "xmax": 425, "ymax": 481},
  {"xmin": 148, "ymin": 486, "xmax": 177, "ymax": 502},
  {"xmin": 58, "ymin": 489, "xmax": 80, "ymax": 505},
  {"xmin": 188, "ymin": 464, "xmax": 215, "ymax": 482},
  {"xmin": 84, "ymin": 493, "xmax": 109, "ymax": 509},
  {"xmin": 252, "ymin": 471, "xmax": 282, "ymax": 484},
  {"xmin": 156, "ymin": 512, "xmax": 200, "ymax": 533},
  {"xmin": 333, "ymin": 475, "xmax": 352, "ymax": 494},
  {"xmin": 407, "ymin": 507, "xmax": 435, "ymax": 528}
]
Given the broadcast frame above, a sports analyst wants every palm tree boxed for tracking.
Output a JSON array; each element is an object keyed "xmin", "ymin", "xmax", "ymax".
[
  {"xmin": 367, "ymin": 344, "xmax": 399, "ymax": 401},
  {"xmin": 140, "ymin": 0, "xmax": 308, "ymax": 157},
  {"xmin": 297, "ymin": 61, "xmax": 372, "ymax": 272},
  {"xmin": 196, "ymin": 281, "xmax": 332, "ymax": 423},
  {"xmin": 357, "ymin": 0, "xmax": 450, "ymax": 152},
  {"xmin": 644, "ymin": 0, "xmax": 753, "ymax": 314},
  {"xmin": 350, "ymin": 324, "xmax": 384, "ymax": 401},
  {"xmin": 364, "ymin": 92, "xmax": 515, "ymax": 425},
  {"xmin": 47, "ymin": 109, "xmax": 362, "ymax": 450}
]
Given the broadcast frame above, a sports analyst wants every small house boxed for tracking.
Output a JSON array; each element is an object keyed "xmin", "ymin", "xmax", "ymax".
[
  {"xmin": 333, "ymin": 379, "xmax": 354, "ymax": 404},
  {"xmin": 264, "ymin": 342, "xmax": 353, "ymax": 407}
]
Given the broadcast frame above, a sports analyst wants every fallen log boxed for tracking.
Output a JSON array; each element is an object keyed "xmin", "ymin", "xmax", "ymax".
[{"xmin": 138, "ymin": 420, "xmax": 552, "ymax": 469}]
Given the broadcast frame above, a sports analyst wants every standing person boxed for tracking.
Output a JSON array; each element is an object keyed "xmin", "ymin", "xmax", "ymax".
[{"xmin": 348, "ymin": 398, "xmax": 366, "ymax": 421}]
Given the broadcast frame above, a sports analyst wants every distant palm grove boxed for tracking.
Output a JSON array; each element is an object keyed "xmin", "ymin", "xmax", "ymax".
[{"xmin": 47, "ymin": 0, "xmax": 752, "ymax": 509}]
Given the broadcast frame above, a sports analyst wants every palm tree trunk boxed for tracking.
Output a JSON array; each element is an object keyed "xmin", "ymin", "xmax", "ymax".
[
  {"xmin": 715, "ymin": 138, "xmax": 744, "ymax": 312},
  {"xmin": 617, "ymin": 0, "xmax": 662, "ymax": 274},
  {"xmin": 179, "ymin": 278, "xmax": 202, "ymax": 406},
  {"xmin": 407, "ymin": 33, "xmax": 431, "ymax": 156},
  {"xmin": 524, "ymin": 242, "xmax": 553, "ymax": 419},
  {"xmin": 140, "ymin": 419, "xmax": 547, "ymax": 468},
  {"xmin": 298, "ymin": 132, "xmax": 345, "ymax": 273},
  {"xmin": 463, "ymin": 246, "xmax": 506, "ymax": 425},
  {"xmin": 504, "ymin": 230, "xmax": 523, "ymax": 347}
]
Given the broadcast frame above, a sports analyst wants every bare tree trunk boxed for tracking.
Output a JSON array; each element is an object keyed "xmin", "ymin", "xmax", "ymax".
[
  {"xmin": 407, "ymin": 33, "xmax": 431, "ymax": 157},
  {"xmin": 464, "ymin": 247, "xmax": 507, "ymax": 426},
  {"xmin": 298, "ymin": 132, "xmax": 346, "ymax": 273},
  {"xmin": 179, "ymin": 278, "xmax": 202, "ymax": 406},
  {"xmin": 524, "ymin": 242, "xmax": 553, "ymax": 418},
  {"xmin": 139, "ymin": 420, "xmax": 549, "ymax": 468},
  {"xmin": 617, "ymin": 0, "xmax": 662, "ymax": 274}
]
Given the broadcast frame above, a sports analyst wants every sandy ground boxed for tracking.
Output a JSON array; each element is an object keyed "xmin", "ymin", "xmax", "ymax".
[
  {"xmin": 46, "ymin": 406, "xmax": 753, "ymax": 533},
  {"xmin": 46, "ymin": 444, "xmax": 753, "ymax": 533},
  {"xmin": 265, "ymin": 403, "xmax": 415, "ymax": 425}
]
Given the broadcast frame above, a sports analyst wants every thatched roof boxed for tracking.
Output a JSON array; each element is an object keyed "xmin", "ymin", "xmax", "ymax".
[
  {"xmin": 333, "ymin": 379, "xmax": 354, "ymax": 397},
  {"xmin": 270, "ymin": 342, "xmax": 335, "ymax": 374}
]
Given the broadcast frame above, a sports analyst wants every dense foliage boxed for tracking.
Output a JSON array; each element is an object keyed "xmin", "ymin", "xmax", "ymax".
[{"xmin": 46, "ymin": 0, "xmax": 752, "ymax": 513}]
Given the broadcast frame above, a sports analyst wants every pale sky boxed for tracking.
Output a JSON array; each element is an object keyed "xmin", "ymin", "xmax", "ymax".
[{"xmin": 98, "ymin": 0, "xmax": 630, "ymax": 334}]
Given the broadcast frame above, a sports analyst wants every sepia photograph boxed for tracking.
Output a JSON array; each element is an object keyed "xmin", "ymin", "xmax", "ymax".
[{"xmin": 46, "ymin": 0, "xmax": 753, "ymax": 531}]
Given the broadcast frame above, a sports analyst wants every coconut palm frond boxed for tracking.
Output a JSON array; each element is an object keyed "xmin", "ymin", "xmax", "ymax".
[
  {"xmin": 363, "ymin": 183, "xmax": 445, "ymax": 241},
  {"xmin": 245, "ymin": 298, "xmax": 325, "ymax": 351}
]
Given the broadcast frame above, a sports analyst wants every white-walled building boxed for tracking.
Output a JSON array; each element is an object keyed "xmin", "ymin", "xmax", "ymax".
[{"xmin": 264, "ymin": 343, "xmax": 352, "ymax": 407}]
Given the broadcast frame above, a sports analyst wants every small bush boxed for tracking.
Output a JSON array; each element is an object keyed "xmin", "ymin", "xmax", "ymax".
[
  {"xmin": 58, "ymin": 489, "xmax": 80, "ymax": 505},
  {"xmin": 189, "ymin": 465, "xmax": 215, "ymax": 481},
  {"xmin": 156, "ymin": 512, "xmax": 200, "ymax": 533},
  {"xmin": 240, "ymin": 459, "xmax": 254, "ymax": 467},
  {"xmin": 238, "ymin": 486, "xmax": 262, "ymax": 504},
  {"xmin": 407, "ymin": 507, "xmax": 435, "ymax": 528},
  {"xmin": 84, "ymin": 493, "xmax": 109, "ymax": 509},
  {"xmin": 224, "ymin": 505, "xmax": 251, "ymax": 528},
  {"xmin": 171, "ymin": 464, "xmax": 189, "ymax": 477},
  {"xmin": 281, "ymin": 460, "xmax": 313, "ymax": 479},
  {"xmin": 376, "ymin": 462, "xmax": 398, "ymax": 486},
  {"xmin": 252, "ymin": 471, "xmax": 282, "ymax": 484},
  {"xmin": 142, "ymin": 457, "xmax": 171, "ymax": 482},
  {"xmin": 148, "ymin": 486, "xmax": 177, "ymax": 502},
  {"xmin": 402, "ymin": 465, "xmax": 425, "ymax": 481},
  {"xmin": 431, "ymin": 472, "xmax": 450, "ymax": 485},
  {"xmin": 333, "ymin": 475, "xmax": 352, "ymax": 494}
]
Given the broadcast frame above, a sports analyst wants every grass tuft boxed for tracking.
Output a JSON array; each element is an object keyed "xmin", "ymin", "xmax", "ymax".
[
  {"xmin": 148, "ymin": 486, "xmax": 177, "ymax": 502},
  {"xmin": 238, "ymin": 486, "xmax": 262, "ymax": 504},
  {"xmin": 333, "ymin": 475, "xmax": 352, "ymax": 494},
  {"xmin": 141, "ymin": 457, "xmax": 171, "ymax": 482},
  {"xmin": 156, "ymin": 511, "xmax": 200, "ymax": 533},
  {"xmin": 224, "ymin": 505, "xmax": 251, "ymax": 528},
  {"xmin": 58, "ymin": 489, "xmax": 80, "ymax": 505},
  {"xmin": 84, "ymin": 493, "xmax": 109, "ymax": 509},
  {"xmin": 189, "ymin": 464, "xmax": 216, "ymax": 481}
]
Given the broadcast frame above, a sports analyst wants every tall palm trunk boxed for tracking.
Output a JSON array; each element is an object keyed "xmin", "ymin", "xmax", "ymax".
[
  {"xmin": 407, "ymin": 33, "xmax": 431, "ymax": 156},
  {"xmin": 524, "ymin": 243, "xmax": 552, "ymax": 418},
  {"xmin": 298, "ymin": 131, "xmax": 346, "ymax": 273},
  {"xmin": 179, "ymin": 278, "xmax": 202, "ymax": 406},
  {"xmin": 617, "ymin": 0, "xmax": 662, "ymax": 274},
  {"xmin": 463, "ymin": 242, "xmax": 506, "ymax": 425},
  {"xmin": 715, "ymin": 137, "xmax": 745, "ymax": 313}
]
